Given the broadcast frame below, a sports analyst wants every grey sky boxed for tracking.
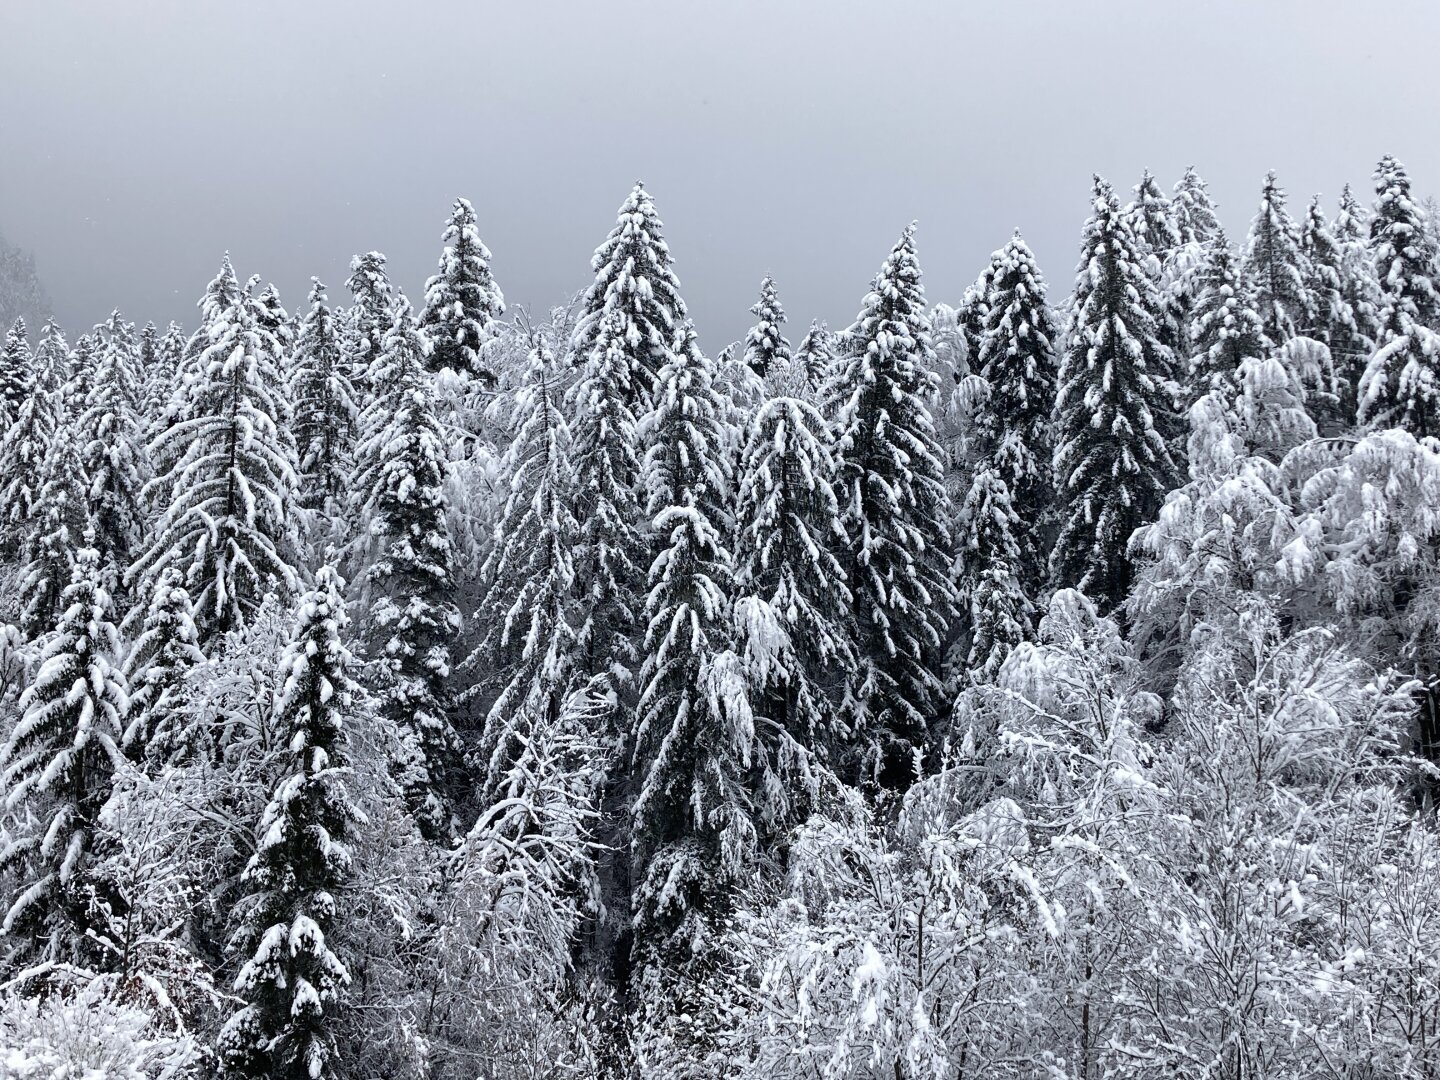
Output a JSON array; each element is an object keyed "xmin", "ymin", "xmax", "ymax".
[{"xmin": 1, "ymin": 0, "xmax": 1434, "ymax": 351}]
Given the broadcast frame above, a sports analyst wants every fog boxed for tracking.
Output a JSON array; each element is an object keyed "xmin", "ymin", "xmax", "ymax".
[{"xmin": 1, "ymin": 0, "xmax": 1434, "ymax": 348}]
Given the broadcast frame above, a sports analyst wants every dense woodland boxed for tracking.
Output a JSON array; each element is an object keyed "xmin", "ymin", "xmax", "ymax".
[{"xmin": 4, "ymin": 157, "xmax": 1440, "ymax": 1079}]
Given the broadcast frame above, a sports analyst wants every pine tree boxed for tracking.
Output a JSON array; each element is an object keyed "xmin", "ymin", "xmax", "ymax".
[
  {"xmin": 121, "ymin": 565, "xmax": 205, "ymax": 765},
  {"xmin": 733, "ymin": 392, "xmax": 854, "ymax": 765},
  {"xmin": 344, "ymin": 252, "xmax": 394, "ymax": 406},
  {"xmin": 133, "ymin": 259, "xmax": 298, "ymax": 643},
  {"xmin": 253, "ymin": 283, "xmax": 293, "ymax": 357},
  {"xmin": 94, "ymin": 310, "xmax": 142, "ymax": 412},
  {"xmin": 571, "ymin": 183, "xmax": 693, "ymax": 406},
  {"xmin": 743, "ymin": 276, "xmax": 792, "ymax": 378},
  {"xmin": 291, "ymin": 279, "xmax": 357, "ymax": 512},
  {"xmin": 631, "ymin": 320, "xmax": 752, "ymax": 958},
  {"xmin": 971, "ymin": 231, "xmax": 1059, "ymax": 588},
  {"xmin": 1242, "ymin": 171, "xmax": 1310, "ymax": 345},
  {"xmin": 0, "ymin": 316, "xmax": 32, "ymax": 428},
  {"xmin": 956, "ymin": 248, "xmax": 1004, "ymax": 369},
  {"xmin": 1051, "ymin": 177, "xmax": 1177, "ymax": 611},
  {"xmin": 1126, "ymin": 170, "xmax": 1182, "ymax": 266},
  {"xmin": 19, "ymin": 420, "xmax": 90, "ymax": 640},
  {"xmin": 1188, "ymin": 231, "xmax": 1272, "ymax": 398},
  {"xmin": 0, "ymin": 382, "xmax": 56, "ymax": 557},
  {"xmin": 355, "ymin": 296, "xmax": 463, "ymax": 837},
  {"xmin": 0, "ymin": 544, "xmax": 127, "ymax": 965},
  {"xmin": 420, "ymin": 197, "xmax": 505, "ymax": 383},
  {"xmin": 1300, "ymin": 194, "xmax": 1363, "ymax": 428},
  {"xmin": 955, "ymin": 468, "xmax": 1034, "ymax": 682},
  {"xmin": 32, "ymin": 318, "xmax": 69, "ymax": 394},
  {"xmin": 792, "ymin": 319, "xmax": 834, "ymax": 387},
  {"xmin": 60, "ymin": 333, "xmax": 99, "ymax": 422},
  {"xmin": 1359, "ymin": 156, "xmax": 1440, "ymax": 437},
  {"xmin": 476, "ymin": 334, "xmax": 579, "ymax": 798},
  {"xmin": 825, "ymin": 223, "xmax": 955, "ymax": 790},
  {"xmin": 1172, "ymin": 166, "xmax": 1222, "ymax": 246},
  {"xmin": 218, "ymin": 565, "xmax": 360, "ymax": 1080}
]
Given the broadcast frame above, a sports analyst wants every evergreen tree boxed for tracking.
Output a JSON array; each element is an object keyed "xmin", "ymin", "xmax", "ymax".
[
  {"xmin": 0, "ymin": 382, "xmax": 56, "ymax": 557},
  {"xmin": 1188, "ymin": 231, "xmax": 1272, "ymax": 398},
  {"xmin": 570, "ymin": 183, "xmax": 693, "ymax": 406},
  {"xmin": 733, "ymin": 392, "xmax": 854, "ymax": 766},
  {"xmin": 825, "ymin": 223, "xmax": 955, "ymax": 790},
  {"xmin": 1242, "ymin": 171, "xmax": 1310, "ymax": 344},
  {"xmin": 355, "ymin": 296, "xmax": 463, "ymax": 837},
  {"xmin": 0, "ymin": 316, "xmax": 31, "ymax": 428},
  {"xmin": 955, "ymin": 468, "xmax": 1034, "ymax": 683},
  {"xmin": 218, "ymin": 565, "xmax": 360, "ymax": 1080},
  {"xmin": 19, "ymin": 420, "xmax": 90, "ymax": 640},
  {"xmin": 0, "ymin": 544, "xmax": 127, "ymax": 966},
  {"xmin": 743, "ymin": 276, "xmax": 792, "ymax": 378},
  {"xmin": 972, "ymin": 231, "xmax": 1059, "ymax": 588},
  {"xmin": 792, "ymin": 319, "xmax": 834, "ymax": 387},
  {"xmin": 31, "ymin": 318, "xmax": 69, "ymax": 393},
  {"xmin": 1300, "ymin": 194, "xmax": 1364, "ymax": 427},
  {"xmin": 253, "ymin": 283, "xmax": 293, "ymax": 356},
  {"xmin": 121, "ymin": 566, "xmax": 205, "ymax": 766},
  {"xmin": 343, "ymin": 252, "xmax": 394, "ymax": 406},
  {"xmin": 291, "ymin": 279, "xmax": 357, "ymax": 512},
  {"xmin": 1172, "ymin": 166, "xmax": 1222, "ymax": 246},
  {"xmin": 1051, "ymin": 177, "xmax": 1177, "ymax": 611},
  {"xmin": 1126, "ymin": 169, "xmax": 1182, "ymax": 265},
  {"xmin": 1335, "ymin": 183, "xmax": 1382, "ymax": 386},
  {"xmin": 1359, "ymin": 156, "xmax": 1440, "ymax": 437},
  {"xmin": 133, "ymin": 259, "xmax": 298, "ymax": 643},
  {"xmin": 420, "ymin": 197, "xmax": 505, "ymax": 383},
  {"xmin": 956, "ymin": 248, "xmax": 1004, "ymax": 368},
  {"xmin": 94, "ymin": 309, "xmax": 142, "ymax": 412},
  {"xmin": 60, "ymin": 333, "xmax": 99, "ymax": 422},
  {"xmin": 476, "ymin": 334, "xmax": 579, "ymax": 798}
]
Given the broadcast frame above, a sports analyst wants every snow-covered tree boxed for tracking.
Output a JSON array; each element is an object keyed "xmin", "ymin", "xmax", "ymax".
[
  {"xmin": 791, "ymin": 319, "xmax": 834, "ymax": 387},
  {"xmin": 291, "ymin": 279, "xmax": 357, "ymax": 513},
  {"xmin": 1051, "ymin": 176, "xmax": 1178, "ymax": 610},
  {"xmin": 1187, "ymin": 231, "xmax": 1271, "ymax": 398},
  {"xmin": 355, "ymin": 296, "xmax": 464, "ymax": 837},
  {"xmin": 1172, "ymin": 165, "xmax": 1221, "ymax": 246},
  {"xmin": 1335, "ymin": 182, "xmax": 1383, "ymax": 396},
  {"xmin": 0, "ymin": 380, "xmax": 56, "ymax": 556},
  {"xmin": 1243, "ymin": 170, "xmax": 1310, "ymax": 345},
  {"xmin": 18, "ymin": 419, "xmax": 90, "ymax": 640},
  {"xmin": 31, "ymin": 317, "xmax": 69, "ymax": 394},
  {"xmin": 420, "ymin": 197, "xmax": 505, "ymax": 384},
  {"xmin": 742, "ymin": 276, "xmax": 791, "ymax": 378},
  {"xmin": 0, "ymin": 316, "xmax": 32, "ymax": 428},
  {"xmin": 0, "ymin": 544, "xmax": 128, "ymax": 970},
  {"xmin": 343, "ymin": 251, "xmax": 394, "ymax": 405},
  {"xmin": 1125, "ymin": 168, "xmax": 1181, "ymax": 266},
  {"xmin": 133, "ymin": 259, "xmax": 298, "ymax": 643},
  {"xmin": 955, "ymin": 469, "xmax": 1034, "ymax": 682},
  {"xmin": 218, "ymin": 565, "xmax": 362, "ymax": 1080},
  {"xmin": 1299, "ymin": 194, "xmax": 1363, "ymax": 429},
  {"xmin": 121, "ymin": 566, "xmax": 205, "ymax": 766},
  {"xmin": 1359, "ymin": 155, "xmax": 1440, "ymax": 437},
  {"xmin": 825, "ymin": 223, "xmax": 955, "ymax": 790}
]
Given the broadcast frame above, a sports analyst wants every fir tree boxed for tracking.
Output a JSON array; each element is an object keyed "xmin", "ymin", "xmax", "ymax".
[
  {"xmin": 1051, "ymin": 177, "xmax": 1177, "ymax": 611},
  {"xmin": 1359, "ymin": 156, "xmax": 1440, "ymax": 437},
  {"xmin": 94, "ymin": 309, "xmax": 142, "ymax": 412},
  {"xmin": 420, "ymin": 197, "xmax": 505, "ymax": 383},
  {"xmin": 0, "ymin": 316, "xmax": 31, "ymax": 428},
  {"xmin": 1335, "ymin": 183, "xmax": 1382, "ymax": 386},
  {"xmin": 792, "ymin": 319, "xmax": 834, "ymax": 387},
  {"xmin": 19, "ymin": 420, "xmax": 90, "ymax": 640},
  {"xmin": 291, "ymin": 279, "xmax": 357, "ymax": 512},
  {"xmin": 121, "ymin": 566, "xmax": 205, "ymax": 766},
  {"xmin": 1126, "ymin": 169, "xmax": 1182, "ymax": 266},
  {"xmin": 972, "ymin": 231, "xmax": 1059, "ymax": 588},
  {"xmin": 253, "ymin": 283, "xmax": 293, "ymax": 357},
  {"xmin": 0, "ymin": 544, "xmax": 127, "ymax": 966},
  {"xmin": 1188, "ymin": 231, "xmax": 1272, "ymax": 398},
  {"xmin": 1300, "ymin": 194, "xmax": 1363, "ymax": 428},
  {"xmin": 355, "ymin": 296, "xmax": 463, "ymax": 837},
  {"xmin": 476, "ymin": 333, "xmax": 579, "ymax": 799},
  {"xmin": 956, "ymin": 249, "xmax": 1003, "ymax": 369},
  {"xmin": 1242, "ymin": 171, "xmax": 1310, "ymax": 345},
  {"xmin": 955, "ymin": 468, "xmax": 1034, "ymax": 683},
  {"xmin": 60, "ymin": 333, "xmax": 99, "ymax": 422},
  {"xmin": 218, "ymin": 565, "xmax": 361, "ymax": 1080},
  {"xmin": 743, "ymin": 276, "xmax": 792, "ymax": 378},
  {"xmin": 733, "ymin": 392, "xmax": 854, "ymax": 766},
  {"xmin": 32, "ymin": 318, "xmax": 69, "ymax": 394},
  {"xmin": 1172, "ymin": 166, "xmax": 1221, "ymax": 246},
  {"xmin": 825, "ymin": 223, "xmax": 955, "ymax": 790},
  {"xmin": 133, "ymin": 259, "xmax": 298, "ymax": 643},
  {"xmin": 0, "ymin": 382, "xmax": 56, "ymax": 557},
  {"xmin": 343, "ymin": 252, "xmax": 394, "ymax": 405}
]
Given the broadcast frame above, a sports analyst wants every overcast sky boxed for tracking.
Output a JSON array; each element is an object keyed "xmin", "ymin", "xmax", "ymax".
[{"xmin": 1, "ymin": 0, "xmax": 1435, "ymax": 350}]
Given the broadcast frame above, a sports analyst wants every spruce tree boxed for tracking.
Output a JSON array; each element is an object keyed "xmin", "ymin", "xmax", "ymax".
[
  {"xmin": 476, "ymin": 334, "xmax": 579, "ymax": 798},
  {"xmin": 218, "ymin": 565, "xmax": 360, "ymax": 1080},
  {"xmin": 0, "ymin": 382, "xmax": 56, "ymax": 557},
  {"xmin": 19, "ymin": 420, "xmax": 90, "ymax": 640},
  {"xmin": 1051, "ymin": 177, "xmax": 1177, "ymax": 611},
  {"xmin": 631, "ymin": 321, "xmax": 751, "ymax": 958},
  {"xmin": 1300, "ymin": 194, "xmax": 1364, "ymax": 428},
  {"xmin": 32, "ymin": 318, "xmax": 69, "ymax": 394},
  {"xmin": 972, "ymin": 231, "xmax": 1058, "ymax": 589},
  {"xmin": 0, "ymin": 544, "xmax": 127, "ymax": 965},
  {"xmin": 571, "ymin": 183, "xmax": 693, "ymax": 405},
  {"xmin": 1188, "ymin": 231, "xmax": 1272, "ymax": 398},
  {"xmin": 343, "ymin": 251, "xmax": 394, "ymax": 406},
  {"xmin": 733, "ymin": 392, "xmax": 854, "ymax": 766},
  {"xmin": 743, "ymin": 276, "xmax": 792, "ymax": 378},
  {"xmin": 355, "ymin": 296, "xmax": 463, "ymax": 837},
  {"xmin": 1242, "ymin": 171, "xmax": 1310, "ymax": 345},
  {"xmin": 121, "ymin": 565, "xmax": 205, "ymax": 765},
  {"xmin": 291, "ymin": 279, "xmax": 357, "ymax": 512},
  {"xmin": 60, "ymin": 333, "xmax": 99, "ymax": 422},
  {"xmin": 133, "ymin": 259, "xmax": 298, "ymax": 643},
  {"xmin": 1335, "ymin": 183, "xmax": 1382, "ymax": 386},
  {"xmin": 955, "ymin": 468, "xmax": 1034, "ymax": 683},
  {"xmin": 1359, "ymin": 156, "xmax": 1440, "ymax": 437},
  {"xmin": 792, "ymin": 319, "xmax": 834, "ymax": 387},
  {"xmin": 420, "ymin": 197, "xmax": 505, "ymax": 383},
  {"xmin": 94, "ymin": 309, "xmax": 142, "ymax": 412},
  {"xmin": 1126, "ymin": 169, "xmax": 1182, "ymax": 266},
  {"xmin": 956, "ymin": 248, "xmax": 1004, "ymax": 368},
  {"xmin": 825, "ymin": 223, "xmax": 955, "ymax": 790},
  {"xmin": 1172, "ymin": 166, "xmax": 1221, "ymax": 246},
  {"xmin": 0, "ymin": 316, "xmax": 31, "ymax": 428}
]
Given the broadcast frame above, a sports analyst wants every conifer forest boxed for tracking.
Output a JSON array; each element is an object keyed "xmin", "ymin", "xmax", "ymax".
[{"xmin": 8, "ymin": 139, "xmax": 1440, "ymax": 1079}]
